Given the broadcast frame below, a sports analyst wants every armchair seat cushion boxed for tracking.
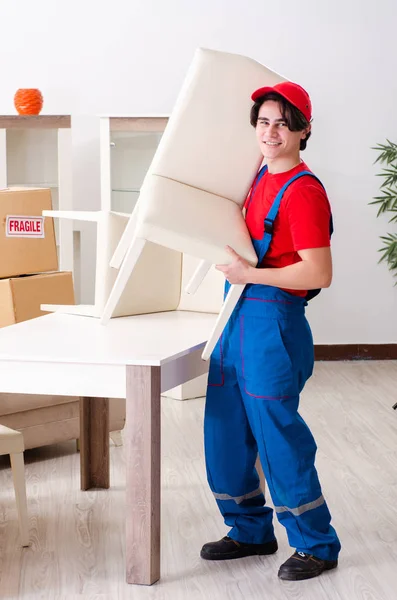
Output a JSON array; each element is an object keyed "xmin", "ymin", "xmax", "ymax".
[{"xmin": 138, "ymin": 175, "xmax": 258, "ymax": 266}]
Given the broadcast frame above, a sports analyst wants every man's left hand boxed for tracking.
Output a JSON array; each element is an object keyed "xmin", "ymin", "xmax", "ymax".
[{"xmin": 216, "ymin": 246, "xmax": 254, "ymax": 284}]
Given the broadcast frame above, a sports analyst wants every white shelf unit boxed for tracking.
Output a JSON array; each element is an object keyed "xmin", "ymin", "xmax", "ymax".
[
  {"xmin": 100, "ymin": 116, "xmax": 168, "ymax": 214},
  {"xmin": 99, "ymin": 115, "xmax": 210, "ymax": 401},
  {"xmin": 0, "ymin": 115, "xmax": 73, "ymax": 272}
]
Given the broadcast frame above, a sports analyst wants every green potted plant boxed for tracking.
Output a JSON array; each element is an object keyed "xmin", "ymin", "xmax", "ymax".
[{"xmin": 371, "ymin": 139, "xmax": 397, "ymax": 282}]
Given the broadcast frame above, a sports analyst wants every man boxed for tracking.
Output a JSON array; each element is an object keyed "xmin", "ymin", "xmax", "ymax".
[{"xmin": 200, "ymin": 81, "xmax": 341, "ymax": 581}]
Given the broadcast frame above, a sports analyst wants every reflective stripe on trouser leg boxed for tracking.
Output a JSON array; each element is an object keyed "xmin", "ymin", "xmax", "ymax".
[
  {"xmin": 204, "ymin": 324, "xmax": 275, "ymax": 545},
  {"xmin": 212, "ymin": 486, "xmax": 263, "ymax": 504}
]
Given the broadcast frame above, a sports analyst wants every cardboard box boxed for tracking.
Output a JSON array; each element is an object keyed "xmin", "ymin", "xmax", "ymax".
[
  {"xmin": 0, "ymin": 271, "xmax": 74, "ymax": 328},
  {"xmin": 0, "ymin": 187, "xmax": 58, "ymax": 279}
]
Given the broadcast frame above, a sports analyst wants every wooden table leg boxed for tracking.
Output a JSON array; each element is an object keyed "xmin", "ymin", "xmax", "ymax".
[
  {"xmin": 125, "ymin": 365, "xmax": 161, "ymax": 585},
  {"xmin": 79, "ymin": 397, "xmax": 110, "ymax": 490}
]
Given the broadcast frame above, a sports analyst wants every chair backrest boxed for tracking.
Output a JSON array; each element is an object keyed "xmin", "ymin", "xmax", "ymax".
[{"xmin": 148, "ymin": 48, "xmax": 285, "ymax": 205}]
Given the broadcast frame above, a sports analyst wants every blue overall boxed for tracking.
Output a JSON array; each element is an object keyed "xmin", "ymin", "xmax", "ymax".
[{"xmin": 204, "ymin": 167, "xmax": 341, "ymax": 561}]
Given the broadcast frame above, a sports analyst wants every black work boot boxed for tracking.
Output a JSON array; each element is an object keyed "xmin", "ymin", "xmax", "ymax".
[
  {"xmin": 200, "ymin": 536, "xmax": 278, "ymax": 561},
  {"xmin": 278, "ymin": 551, "xmax": 338, "ymax": 580}
]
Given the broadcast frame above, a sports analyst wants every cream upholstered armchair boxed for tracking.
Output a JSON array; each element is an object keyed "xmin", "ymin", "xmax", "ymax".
[{"xmin": 101, "ymin": 48, "xmax": 285, "ymax": 359}]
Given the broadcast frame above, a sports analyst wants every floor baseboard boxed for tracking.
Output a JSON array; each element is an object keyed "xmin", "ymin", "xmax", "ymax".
[{"xmin": 314, "ymin": 344, "xmax": 397, "ymax": 360}]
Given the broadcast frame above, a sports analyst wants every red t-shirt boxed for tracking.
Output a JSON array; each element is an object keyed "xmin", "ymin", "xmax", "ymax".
[{"xmin": 244, "ymin": 161, "xmax": 332, "ymax": 297}]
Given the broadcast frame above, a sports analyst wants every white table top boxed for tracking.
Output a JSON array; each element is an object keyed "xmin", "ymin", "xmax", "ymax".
[{"xmin": 0, "ymin": 311, "xmax": 217, "ymax": 367}]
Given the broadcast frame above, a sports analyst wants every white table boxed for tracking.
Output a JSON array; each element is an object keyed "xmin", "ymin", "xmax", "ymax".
[{"xmin": 0, "ymin": 310, "xmax": 217, "ymax": 585}]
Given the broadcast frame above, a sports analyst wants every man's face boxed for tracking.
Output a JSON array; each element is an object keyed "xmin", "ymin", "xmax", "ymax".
[{"xmin": 255, "ymin": 100, "xmax": 309, "ymax": 161}]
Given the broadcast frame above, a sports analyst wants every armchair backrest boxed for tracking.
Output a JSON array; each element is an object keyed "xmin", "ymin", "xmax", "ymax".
[{"xmin": 148, "ymin": 48, "xmax": 285, "ymax": 204}]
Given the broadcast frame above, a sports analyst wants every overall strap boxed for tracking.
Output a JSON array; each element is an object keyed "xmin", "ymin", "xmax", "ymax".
[
  {"xmin": 245, "ymin": 164, "xmax": 268, "ymax": 213},
  {"xmin": 256, "ymin": 170, "xmax": 323, "ymax": 264}
]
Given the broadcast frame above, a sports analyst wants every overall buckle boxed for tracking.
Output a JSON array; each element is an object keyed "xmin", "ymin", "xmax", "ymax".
[{"xmin": 264, "ymin": 218, "xmax": 274, "ymax": 234}]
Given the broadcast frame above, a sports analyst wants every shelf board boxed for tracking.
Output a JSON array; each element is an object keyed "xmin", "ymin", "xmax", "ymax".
[
  {"xmin": 109, "ymin": 117, "xmax": 168, "ymax": 132},
  {"xmin": 111, "ymin": 131, "xmax": 163, "ymax": 141},
  {"xmin": 9, "ymin": 182, "xmax": 59, "ymax": 189},
  {"xmin": 0, "ymin": 115, "xmax": 71, "ymax": 129}
]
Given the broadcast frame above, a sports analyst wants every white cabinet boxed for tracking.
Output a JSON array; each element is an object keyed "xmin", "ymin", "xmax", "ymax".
[
  {"xmin": 99, "ymin": 116, "xmax": 168, "ymax": 213},
  {"xmin": 0, "ymin": 116, "xmax": 73, "ymax": 272},
  {"xmin": 99, "ymin": 115, "xmax": 209, "ymax": 400}
]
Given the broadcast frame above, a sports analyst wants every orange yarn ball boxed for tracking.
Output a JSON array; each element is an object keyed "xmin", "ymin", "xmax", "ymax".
[{"xmin": 14, "ymin": 88, "xmax": 43, "ymax": 115}]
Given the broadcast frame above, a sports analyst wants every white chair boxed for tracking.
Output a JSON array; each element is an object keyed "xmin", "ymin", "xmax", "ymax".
[
  {"xmin": 0, "ymin": 424, "xmax": 30, "ymax": 546},
  {"xmin": 101, "ymin": 48, "xmax": 285, "ymax": 359}
]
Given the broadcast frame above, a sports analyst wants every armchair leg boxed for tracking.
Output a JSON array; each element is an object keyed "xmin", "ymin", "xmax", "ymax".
[
  {"xmin": 202, "ymin": 283, "xmax": 245, "ymax": 360},
  {"xmin": 101, "ymin": 237, "xmax": 146, "ymax": 325},
  {"xmin": 185, "ymin": 260, "xmax": 212, "ymax": 295},
  {"xmin": 109, "ymin": 203, "xmax": 141, "ymax": 269}
]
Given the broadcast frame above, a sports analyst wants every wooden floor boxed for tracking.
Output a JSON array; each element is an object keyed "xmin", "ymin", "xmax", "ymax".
[{"xmin": 0, "ymin": 361, "xmax": 397, "ymax": 600}]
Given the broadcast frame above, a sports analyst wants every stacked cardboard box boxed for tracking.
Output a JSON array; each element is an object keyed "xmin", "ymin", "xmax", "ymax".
[{"xmin": 0, "ymin": 187, "xmax": 75, "ymax": 327}]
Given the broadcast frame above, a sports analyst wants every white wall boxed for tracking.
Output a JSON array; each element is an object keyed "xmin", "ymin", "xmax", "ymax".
[{"xmin": 0, "ymin": 0, "xmax": 396, "ymax": 343}]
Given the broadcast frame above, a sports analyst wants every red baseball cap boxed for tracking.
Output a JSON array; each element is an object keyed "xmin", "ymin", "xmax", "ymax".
[{"xmin": 251, "ymin": 81, "xmax": 312, "ymax": 122}]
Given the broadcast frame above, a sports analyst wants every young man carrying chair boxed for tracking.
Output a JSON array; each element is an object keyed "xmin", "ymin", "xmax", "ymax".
[{"xmin": 201, "ymin": 81, "xmax": 341, "ymax": 581}]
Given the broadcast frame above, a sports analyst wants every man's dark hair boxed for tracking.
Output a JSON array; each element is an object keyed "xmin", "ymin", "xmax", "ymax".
[{"xmin": 250, "ymin": 92, "xmax": 311, "ymax": 151}]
